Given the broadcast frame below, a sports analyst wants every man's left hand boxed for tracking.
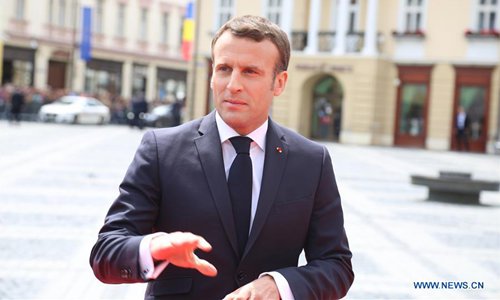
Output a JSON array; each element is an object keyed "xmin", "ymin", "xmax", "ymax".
[{"xmin": 223, "ymin": 275, "xmax": 280, "ymax": 300}]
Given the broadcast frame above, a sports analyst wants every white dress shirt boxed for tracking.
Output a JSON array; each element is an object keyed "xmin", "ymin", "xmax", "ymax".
[
  {"xmin": 138, "ymin": 111, "xmax": 294, "ymax": 299},
  {"xmin": 457, "ymin": 111, "xmax": 466, "ymax": 129}
]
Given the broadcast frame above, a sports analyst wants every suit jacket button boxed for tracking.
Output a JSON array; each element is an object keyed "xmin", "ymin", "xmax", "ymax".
[
  {"xmin": 237, "ymin": 272, "xmax": 247, "ymax": 281},
  {"xmin": 120, "ymin": 267, "xmax": 132, "ymax": 279}
]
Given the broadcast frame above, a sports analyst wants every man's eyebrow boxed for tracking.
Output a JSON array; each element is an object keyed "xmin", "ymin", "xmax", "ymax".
[
  {"xmin": 244, "ymin": 65, "xmax": 264, "ymax": 71},
  {"xmin": 214, "ymin": 62, "xmax": 230, "ymax": 68}
]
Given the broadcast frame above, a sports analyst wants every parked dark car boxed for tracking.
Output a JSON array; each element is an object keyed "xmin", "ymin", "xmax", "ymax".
[{"xmin": 143, "ymin": 104, "xmax": 175, "ymax": 128}]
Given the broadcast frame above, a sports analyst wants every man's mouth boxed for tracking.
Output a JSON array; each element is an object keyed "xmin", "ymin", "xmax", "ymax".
[{"xmin": 224, "ymin": 99, "xmax": 247, "ymax": 105}]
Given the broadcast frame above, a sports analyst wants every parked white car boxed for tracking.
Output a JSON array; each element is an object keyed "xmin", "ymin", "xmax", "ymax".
[{"xmin": 39, "ymin": 95, "xmax": 110, "ymax": 125}]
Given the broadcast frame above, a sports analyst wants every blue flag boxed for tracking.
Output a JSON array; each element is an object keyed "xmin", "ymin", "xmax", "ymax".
[{"xmin": 80, "ymin": 6, "xmax": 92, "ymax": 62}]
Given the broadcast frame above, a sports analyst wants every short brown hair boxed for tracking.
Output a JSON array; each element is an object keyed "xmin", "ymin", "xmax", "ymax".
[{"xmin": 211, "ymin": 15, "xmax": 291, "ymax": 73}]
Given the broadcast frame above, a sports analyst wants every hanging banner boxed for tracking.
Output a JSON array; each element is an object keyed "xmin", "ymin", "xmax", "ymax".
[
  {"xmin": 80, "ymin": 6, "xmax": 92, "ymax": 62},
  {"xmin": 181, "ymin": 2, "xmax": 194, "ymax": 61}
]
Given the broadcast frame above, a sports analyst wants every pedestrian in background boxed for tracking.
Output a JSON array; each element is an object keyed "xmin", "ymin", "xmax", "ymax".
[
  {"xmin": 90, "ymin": 15, "xmax": 353, "ymax": 300},
  {"xmin": 456, "ymin": 106, "xmax": 469, "ymax": 151},
  {"xmin": 130, "ymin": 92, "xmax": 148, "ymax": 129},
  {"xmin": 9, "ymin": 87, "xmax": 25, "ymax": 124}
]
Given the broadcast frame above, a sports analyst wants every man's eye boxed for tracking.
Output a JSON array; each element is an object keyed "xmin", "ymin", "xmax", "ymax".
[{"xmin": 217, "ymin": 66, "xmax": 230, "ymax": 72}]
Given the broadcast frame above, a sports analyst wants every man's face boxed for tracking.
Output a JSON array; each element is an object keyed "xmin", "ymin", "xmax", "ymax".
[{"xmin": 211, "ymin": 32, "xmax": 288, "ymax": 135}]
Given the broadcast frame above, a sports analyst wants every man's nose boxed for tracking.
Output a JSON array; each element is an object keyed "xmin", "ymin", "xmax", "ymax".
[{"xmin": 226, "ymin": 72, "xmax": 243, "ymax": 93}]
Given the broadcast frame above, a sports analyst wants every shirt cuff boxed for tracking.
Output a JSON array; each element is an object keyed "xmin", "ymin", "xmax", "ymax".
[
  {"xmin": 260, "ymin": 271, "xmax": 295, "ymax": 300},
  {"xmin": 139, "ymin": 232, "xmax": 169, "ymax": 280}
]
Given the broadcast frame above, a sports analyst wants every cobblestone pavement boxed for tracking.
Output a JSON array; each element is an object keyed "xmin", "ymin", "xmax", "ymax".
[
  {"xmin": 0, "ymin": 122, "xmax": 146, "ymax": 299},
  {"xmin": 329, "ymin": 143, "xmax": 500, "ymax": 299},
  {"xmin": 0, "ymin": 121, "xmax": 499, "ymax": 299}
]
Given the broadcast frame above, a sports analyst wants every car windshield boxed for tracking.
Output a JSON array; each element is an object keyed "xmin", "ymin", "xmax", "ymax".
[
  {"xmin": 55, "ymin": 96, "xmax": 103, "ymax": 106},
  {"xmin": 56, "ymin": 97, "xmax": 78, "ymax": 105}
]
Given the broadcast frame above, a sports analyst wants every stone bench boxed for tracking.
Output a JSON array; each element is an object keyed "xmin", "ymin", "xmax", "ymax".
[{"xmin": 411, "ymin": 171, "xmax": 500, "ymax": 205}]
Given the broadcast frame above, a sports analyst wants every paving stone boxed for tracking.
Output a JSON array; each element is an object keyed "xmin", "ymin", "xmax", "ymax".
[{"xmin": 1, "ymin": 121, "xmax": 499, "ymax": 299}]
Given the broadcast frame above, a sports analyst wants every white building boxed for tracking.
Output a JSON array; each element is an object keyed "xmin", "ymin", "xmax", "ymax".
[
  {"xmin": 189, "ymin": 0, "xmax": 500, "ymax": 153},
  {"xmin": 1, "ymin": 0, "xmax": 189, "ymax": 104}
]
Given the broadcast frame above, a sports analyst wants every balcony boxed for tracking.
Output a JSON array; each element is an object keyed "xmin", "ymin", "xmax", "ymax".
[
  {"xmin": 465, "ymin": 29, "xmax": 500, "ymax": 39},
  {"xmin": 291, "ymin": 31, "xmax": 378, "ymax": 54},
  {"xmin": 392, "ymin": 29, "xmax": 426, "ymax": 39}
]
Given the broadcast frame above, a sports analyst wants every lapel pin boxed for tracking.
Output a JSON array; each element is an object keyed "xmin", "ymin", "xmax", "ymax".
[{"xmin": 276, "ymin": 146, "xmax": 283, "ymax": 153}]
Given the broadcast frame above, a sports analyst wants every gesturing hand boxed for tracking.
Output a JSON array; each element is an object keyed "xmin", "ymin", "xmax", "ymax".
[
  {"xmin": 223, "ymin": 275, "xmax": 280, "ymax": 300},
  {"xmin": 150, "ymin": 231, "xmax": 218, "ymax": 277}
]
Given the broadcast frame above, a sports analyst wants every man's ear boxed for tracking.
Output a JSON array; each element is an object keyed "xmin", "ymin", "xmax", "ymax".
[{"xmin": 273, "ymin": 71, "xmax": 288, "ymax": 96}]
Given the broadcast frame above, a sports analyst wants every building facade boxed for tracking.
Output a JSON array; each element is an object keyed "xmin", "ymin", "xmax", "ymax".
[
  {"xmin": 1, "ymin": 0, "xmax": 189, "ymax": 105},
  {"xmin": 188, "ymin": 0, "xmax": 500, "ymax": 153}
]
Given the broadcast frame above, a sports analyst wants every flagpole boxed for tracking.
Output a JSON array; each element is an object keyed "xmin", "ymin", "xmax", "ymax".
[
  {"xmin": 188, "ymin": 0, "xmax": 200, "ymax": 120},
  {"xmin": 68, "ymin": 0, "xmax": 79, "ymax": 92}
]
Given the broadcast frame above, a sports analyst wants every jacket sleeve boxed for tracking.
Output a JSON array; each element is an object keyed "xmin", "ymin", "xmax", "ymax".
[
  {"xmin": 278, "ymin": 146, "xmax": 354, "ymax": 299},
  {"xmin": 89, "ymin": 130, "xmax": 162, "ymax": 283}
]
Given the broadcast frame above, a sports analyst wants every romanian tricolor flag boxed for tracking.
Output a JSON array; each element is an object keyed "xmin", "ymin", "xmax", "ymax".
[{"xmin": 182, "ymin": 2, "xmax": 194, "ymax": 61}]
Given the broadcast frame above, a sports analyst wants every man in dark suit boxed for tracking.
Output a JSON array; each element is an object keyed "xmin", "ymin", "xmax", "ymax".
[
  {"xmin": 90, "ymin": 15, "xmax": 354, "ymax": 299},
  {"xmin": 9, "ymin": 87, "xmax": 25, "ymax": 124}
]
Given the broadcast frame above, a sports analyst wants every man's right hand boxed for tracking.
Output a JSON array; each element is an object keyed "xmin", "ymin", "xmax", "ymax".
[{"xmin": 150, "ymin": 231, "xmax": 218, "ymax": 277}]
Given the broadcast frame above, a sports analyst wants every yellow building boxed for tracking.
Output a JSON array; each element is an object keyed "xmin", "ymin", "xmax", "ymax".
[
  {"xmin": 188, "ymin": 0, "xmax": 500, "ymax": 153},
  {"xmin": 1, "ymin": 0, "xmax": 189, "ymax": 103}
]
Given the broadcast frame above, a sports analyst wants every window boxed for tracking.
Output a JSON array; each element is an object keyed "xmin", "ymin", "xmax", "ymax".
[
  {"xmin": 58, "ymin": 0, "xmax": 66, "ymax": 27},
  {"xmin": 116, "ymin": 4, "xmax": 125, "ymax": 37},
  {"xmin": 267, "ymin": 0, "xmax": 282, "ymax": 25},
  {"xmin": 457, "ymin": 86, "xmax": 486, "ymax": 140},
  {"xmin": 48, "ymin": 0, "xmax": 54, "ymax": 24},
  {"xmin": 216, "ymin": 0, "xmax": 234, "ymax": 29},
  {"xmin": 12, "ymin": 60, "xmax": 33, "ymax": 86},
  {"xmin": 398, "ymin": 83, "xmax": 427, "ymax": 136},
  {"xmin": 401, "ymin": 0, "xmax": 425, "ymax": 32},
  {"xmin": 348, "ymin": 0, "xmax": 360, "ymax": 33},
  {"xmin": 95, "ymin": 0, "xmax": 104, "ymax": 34},
  {"xmin": 132, "ymin": 64, "xmax": 148, "ymax": 96},
  {"xmin": 84, "ymin": 69, "xmax": 121, "ymax": 96},
  {"xmin": 394, "ymin": 66, "xmax": 431, "ymax": 148},
  {"xmin": 476, "ymin": 0, "xmax": 499, "ymax": 31},
  {"xmin": 15, "ymin": 0, "xmax": 25, "ymax": 20},
  {"xmin": 139, "ymin": 8, "xmax": 148, "ymax": 40},
  {"xmin": 161, "ymin": 12, "xmax": 169, "ymax": 44}
]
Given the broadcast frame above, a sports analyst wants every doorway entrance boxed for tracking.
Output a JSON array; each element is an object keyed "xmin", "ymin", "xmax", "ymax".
[
  {"xmin": 451, "ymin": 67, "xmax": 492, "ymax": 153},
  {"xmin": 310, "ymin": 75, "xmax": 343, "ymax": 141},
  {"xmin": 48, "ymin": 60, "xmax": 66, "ymax": 89},
  {"xmin": 394, "ymin": 66, "xmax": 432, "ymax": 148}
]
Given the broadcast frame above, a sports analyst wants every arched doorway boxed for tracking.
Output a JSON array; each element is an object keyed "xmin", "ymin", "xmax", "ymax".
[{"xmin": 310, "ymin": 75, "xmax": 343, "ymax": 141}]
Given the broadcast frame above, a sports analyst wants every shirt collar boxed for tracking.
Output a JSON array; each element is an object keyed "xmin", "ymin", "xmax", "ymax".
[{"xmin": 215, "ymin": 110, "xmax": 267, "ymax": 151}]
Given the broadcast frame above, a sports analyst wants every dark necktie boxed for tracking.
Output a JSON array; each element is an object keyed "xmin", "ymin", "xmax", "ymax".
[{"xmin": 228, "ymin": 136, "xmax": 253, "ymax": 256}]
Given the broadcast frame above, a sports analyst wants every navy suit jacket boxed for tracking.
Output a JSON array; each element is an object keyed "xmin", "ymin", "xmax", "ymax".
[{"xmin": 90, "ymin": 111, "xmax": 354, "ymax": 299}]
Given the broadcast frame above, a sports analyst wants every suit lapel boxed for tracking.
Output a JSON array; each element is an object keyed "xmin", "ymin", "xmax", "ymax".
[
  {"xmin": 194, "ymin": 112, "xmax": 239, "ymax": 257},
  {"xmin": 243, "ymin": 119, "xmax": 288, "ymax": 258}
]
